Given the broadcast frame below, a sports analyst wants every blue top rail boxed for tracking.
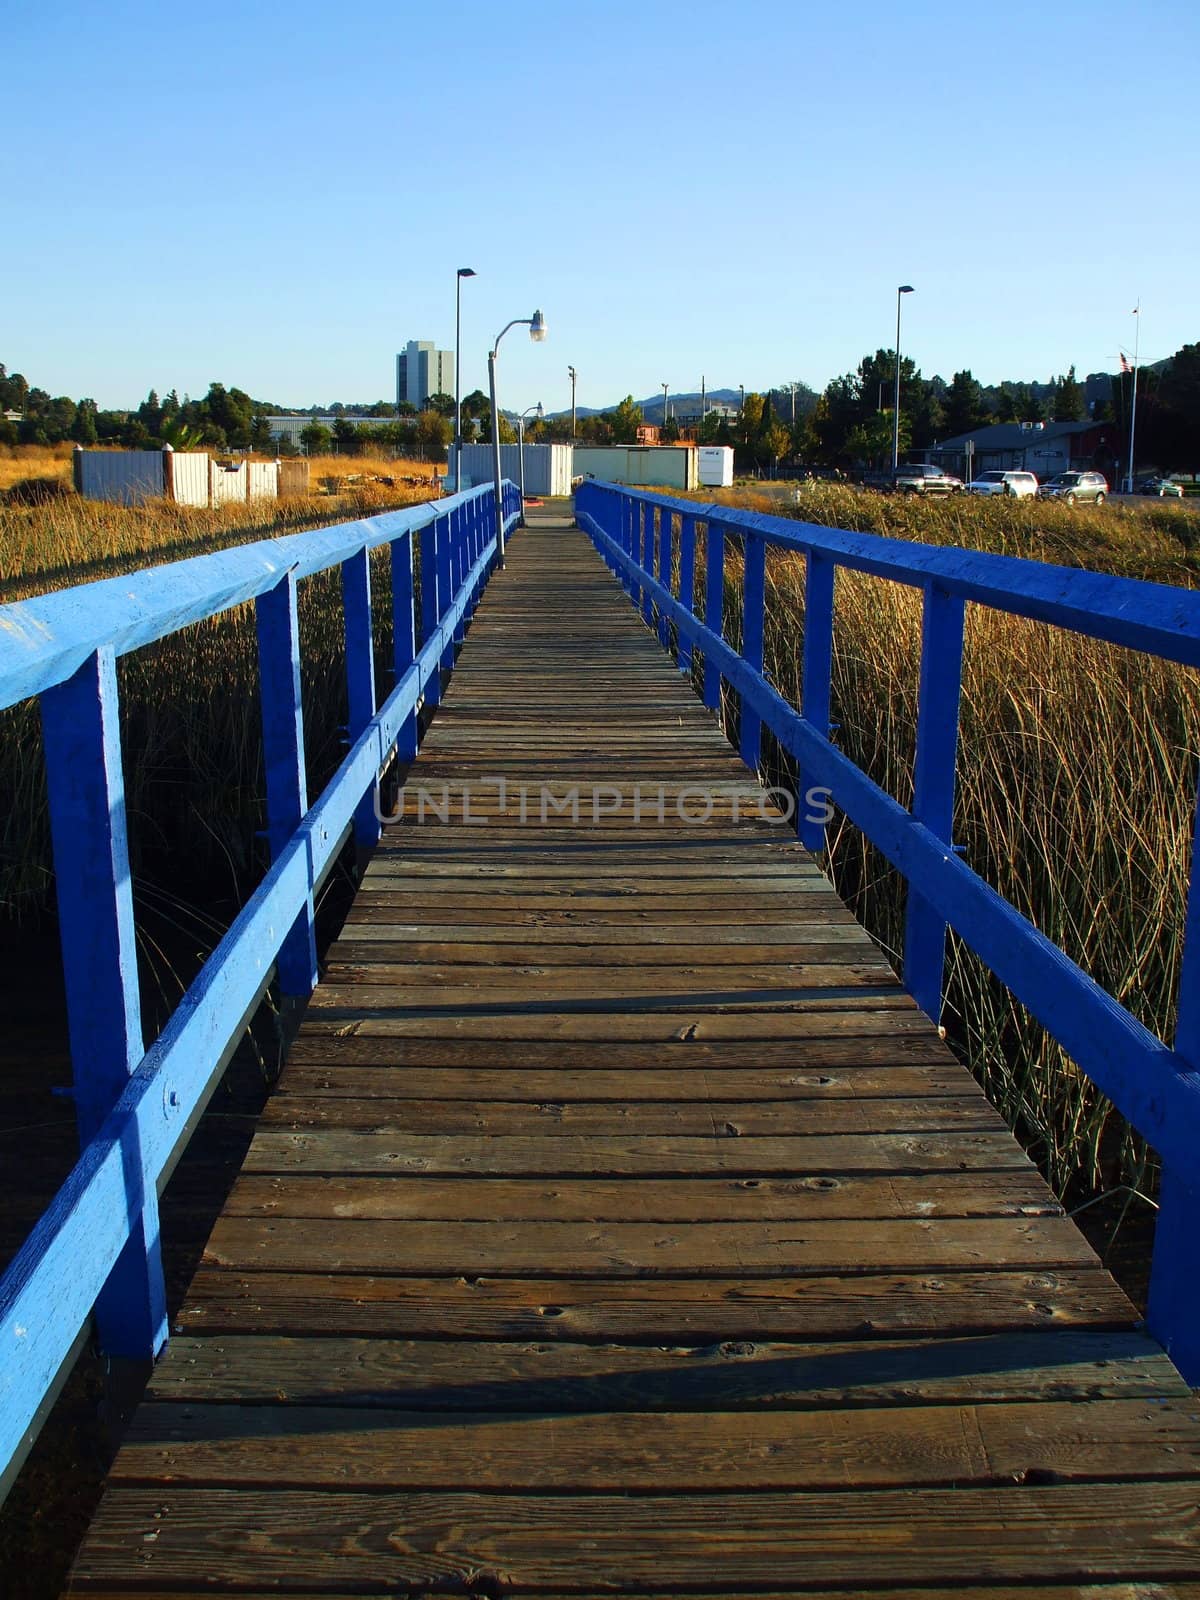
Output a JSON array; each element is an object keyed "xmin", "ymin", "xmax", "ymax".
[
  {"xmin": 0, "ymin": 479, "xmax": 519, "ymax": 1495},
  {"xmin": 576, "ymin": 478, "xmax": 1200, "ymax": 1379}
]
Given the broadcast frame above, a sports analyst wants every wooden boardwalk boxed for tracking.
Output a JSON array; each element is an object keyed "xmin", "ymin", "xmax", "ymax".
[{"xmin": 69, "ymin": 508, "xmax": 1200, "ymax": 1594}]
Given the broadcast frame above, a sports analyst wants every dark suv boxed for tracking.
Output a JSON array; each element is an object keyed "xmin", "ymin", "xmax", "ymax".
[
  {"xmin": 892, "ymin": 463, "xmax": 963, "ymax": 496},
  {"xmin": 1037, "ymin": 471, "xmax": 1108, "ymax": 505}
]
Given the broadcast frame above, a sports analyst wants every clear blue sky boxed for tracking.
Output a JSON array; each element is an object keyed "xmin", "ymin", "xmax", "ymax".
[{"xmin": 4, "ymin": 0, "xmax": 1196, "ymax": 415}]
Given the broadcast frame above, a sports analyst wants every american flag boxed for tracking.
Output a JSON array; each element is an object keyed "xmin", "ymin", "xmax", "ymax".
[{"xmin": 1119, "ymin": 353, "xmax": 1131, "ymax": 373}]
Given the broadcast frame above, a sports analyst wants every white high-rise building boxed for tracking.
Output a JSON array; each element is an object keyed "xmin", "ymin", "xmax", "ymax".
[{"xmin": 396, "ymin": 341, "xmax": 454, "ymax": 411}]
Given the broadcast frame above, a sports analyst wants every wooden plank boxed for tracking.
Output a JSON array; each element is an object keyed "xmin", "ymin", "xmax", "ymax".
[
  {"xmin": 145, "ymin": 1330, "xmax": 1188, "ymax": 1409},
  {"xmin": 200, "ymin": 1215, "xmax": 1099, "ymax": 1276},
  {"xmin": 177, "ymin": 1266, "xmax": 1137, "ymax": 1341},
  {"xmin": 110, "ymin": 1397, "xmax": 1200, "ymax": 1490},
  {"xmin": 283, "ymin": 1035, "xmax": 954, "ymax": 1069},
  {"xmin": 222, "ymin": 1172, "xmax": 1063, "ymax": 1222},
  {"xmin": 242, "ymin": 1128, "xmax": 1033, "ymax": 1176},
  {"xmin": 295, "ymin": 1008, "xmax": 934, "ymax": 1041},
  {"xmin": 69, "ymin": 1484, "xmax": 1200, "ymax": 1587},
  {"xmin": 272, "ymin": 1064, "xmax": 979, "ymax": 1100},
  {"xmin": 258, "ymin": 1096, "xmax": 1006, "ymax": 1136}
]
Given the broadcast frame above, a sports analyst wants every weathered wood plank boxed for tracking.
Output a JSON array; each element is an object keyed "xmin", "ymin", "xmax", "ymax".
[
  {"xmin": 200, "ymin": 1215, "xmax": 1099, "ymax": 1275},
  {"xmin": 69, "ymin": 1484, "xmax": 1200, "ymax": 1587},
  {"xmin": 258, "ymin": 1095, "xmax": 1006, "ymax": 1135},
  {"xmin": 110, "ymin": 1397, "xmax": 1200, "ymax": 1490},
  {"xmin": 144, "ymin": 1330, "xmax": 1188, "ymax": 1409},
  {"xmin": 176, "ymin": 1266, "xmax": 1136, "ymax": 1341},
  {"xmin": 242, "ymin": 1128, "xmax": 1033, "ymax": 1176},
  {"xmin": 222, "ymin": 1171, "xmax": 1062, "ymax": 1222}
]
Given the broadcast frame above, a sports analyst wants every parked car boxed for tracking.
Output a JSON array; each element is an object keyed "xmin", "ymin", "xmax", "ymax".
[
  {"xmin": 1037, "ymin": 471, "xmax": 1109, "ymax": 506},
  {"xmin": 1136, "ymin": 476, "xmax": 1185, "ymax": 498},
  {"xmin": 892, "ymin": 463, "xmax": 963, "ymax": 495},
  {"xmin": 966, "ymin": 470, "xmax": 1039, "ymax": 499}
]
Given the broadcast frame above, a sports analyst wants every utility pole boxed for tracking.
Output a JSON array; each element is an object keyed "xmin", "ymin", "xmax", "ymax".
[
  {"xmin": 701, "ymin": 376, "xmax": 706, "ymax": 419},
  {"xmin": 739, "ymin": 384, "xmax": 745, "ymax": 416},
  {"xmin": 790, "ymin": 384, "xmax": 796, "ymax": 426},
  {"xmin": 892, "ymin": 284, "xmax": 914, "ymax": 471},
  {"xmin": 567, "ymin": 365, "xmax": 577, "ymax": 438},
  {"xmin": 662, "ymin": 382, "xmax": 669, "ymax": 429}
]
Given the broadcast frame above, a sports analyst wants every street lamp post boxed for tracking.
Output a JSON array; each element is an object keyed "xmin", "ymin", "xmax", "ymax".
[
  {"xmin": 1125, "ymin": 303, "xmax": 1141, "ymax": 494},
  {"xmin": 517, "ymin": 403, "xmax": 544, "ymax": 523},
  {"xmin": 662, "ymin": 382, "xmax": 669, "ymax": 431},
  {"xmin": 488, "ymin": 309, "xmax": 546, "ymax": 566},
  {"xmin": 568, "ymin": 365, "xmax": 577, "ymax": 437},
  {"xmin": 892, "ymin": 285, "xmax": 914, "ymax": 472},
  {"xmin": 453, "ymin": 268, "xmax": 476, "ymax": 493}
]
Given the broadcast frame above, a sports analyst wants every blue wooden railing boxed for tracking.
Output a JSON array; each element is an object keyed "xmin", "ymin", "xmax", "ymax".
[
  {"xmin": 576, "ymin": 478, "xmax": 1200, "ymax": 1378},
  {"xmin": 0, "ymin": 479, "xmax": 519, "ymax": 1489}
]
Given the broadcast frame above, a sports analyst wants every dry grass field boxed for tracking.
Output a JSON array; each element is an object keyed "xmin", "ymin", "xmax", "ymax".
[{"xmin": 690, "ymin": 484, "xmax": 1200, "ymax": 1210}]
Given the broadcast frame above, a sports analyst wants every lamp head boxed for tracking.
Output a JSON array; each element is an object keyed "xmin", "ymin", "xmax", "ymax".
[
  {"xmin": 458, "ymin": 267, "xmax": 477, "ymax": 279},
  {"xmin": 529, "ymin": 309, "xmax": 547, "ymax": 342},
  {"xmin": 899, "ymin": 284, "xmax": 914, "ymax": 295}
]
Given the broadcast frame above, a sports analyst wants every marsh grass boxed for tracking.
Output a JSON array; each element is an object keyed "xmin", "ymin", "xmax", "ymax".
[
  {"xmin": 0, "ymin": 470, "xmax": 436, "ymax": 1017},
  {"xmin": 686, "ymin": 486, "xmax": 1200, "ymax": 1202}
]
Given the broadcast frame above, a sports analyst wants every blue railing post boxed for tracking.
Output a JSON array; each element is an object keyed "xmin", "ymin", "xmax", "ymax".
[
  {"xmin": 39, "ymin": 647, "xmax": 168, "ymax": 1358},
  {"xmin": 342, "ymin": 548, "xmax": 381, "ymax": 855},
  {"xmin": 703, "ymin": 520, "xmax": 725, "ymax": 711},
  {"xmin": 255, "ymin": 573, "xmax": 318, "ymax": 1001},
  {"xmin": 657, "ymin": 505, "xmax": 673, "ymax": 648},
  {"xmin": 624, "ymin": 496, "xmax": 637, "ymax": 601},
  {"xmin": 1146, "ymin": 777, "xmax": 1200, "ymax": 1374},
  {"xmin": 437, "ymin": 509, "xmax": 454, "ymax": 672},
  {"xmin": 798, "ymin": 550, "xmax": 835, "ymax": 851},
  {"xmin": 640, "ymin": 503, "xmax": 654, "ymax": 625},
  {"xmin": 452, "ymin": 505, "xmax": 467, "ymax": 645},
  {"xmin": 391, "ymin": 532, "xmax": 418, "ymax": 764},
  {"xmin": 739, "ymin": 532, "xmax": 766, "ymax": 770},
  {"xmin": 677, "ymin": 513, "xmax": 697, "ymax": 674},
  {"xmin": 419, "ymin": 518, "xmax": 441, "ymax": 707},
  {"xmin": 903, "ymin": 583, "xmax": 967, "ymax": 1020}
]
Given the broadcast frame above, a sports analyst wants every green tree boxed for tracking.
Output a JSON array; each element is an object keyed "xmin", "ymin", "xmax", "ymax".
[
  {"xmin": 606, "ymin": 394, "xmax": 643, "ymax": 444},
  {"xmin": 943, "ymin": 370, "xmax": 990, "ymax": 436},
  {"xmin": 1052, "ymin": 366, "xmax": 1086, "ymax": 422},
  {"xmin": 70, "ymin": 399, "xmax": 99, "ymax": 444},
  {"xmin": 415, "ymin": 409, "xmax": 452, "ymax": 461},
  {"xmin": 425, "ymin": 392, "xmax": 455, "ymax": 418},
  {"xmin": 300, "ymin": 421, "xmax": 332, "ymax": 455}
]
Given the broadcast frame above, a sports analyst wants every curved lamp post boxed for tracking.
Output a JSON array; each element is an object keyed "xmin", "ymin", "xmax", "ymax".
[
  {"xmin": 892, "ymin": 285, "xmax": 914, "ymax": 472},
  {"xmin": 517, "ymin": 403, "xmax": 544, "ymax": 524},
  {"xmin": 453, "ymin": 267, "xmax": 476, "ymax": 492},
  {"xmin": 488, "ymin": 309, "xmax": 546, "ymax": 566}
]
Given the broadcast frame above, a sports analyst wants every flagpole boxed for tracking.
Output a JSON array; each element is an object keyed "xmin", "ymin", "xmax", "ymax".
[{"xmin": 1126, "ymin": 303, "xmax": 1140, "ymax": 494}]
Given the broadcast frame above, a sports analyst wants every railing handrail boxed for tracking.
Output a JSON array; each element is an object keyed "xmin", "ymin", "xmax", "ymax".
[
  {"xmin": 0, "ymin": 483, "xmax": 496, "ymax": 710},
  {"xmin": 0, "ymin": 478, "xmax": 519, "ymax": 1496},
  {"xmin": 597, "ymin": 483, "xmax": 1200, "ymax": 667},
  {"xmin": 576, "ymin": 477, "xmax": 1200, "ymax": 1380}
]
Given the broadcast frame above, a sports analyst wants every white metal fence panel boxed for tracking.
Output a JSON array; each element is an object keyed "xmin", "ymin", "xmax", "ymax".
[
  {"xmin": 77, "ymin": 450, "xmax": 165, "ymax": 505},
  {"xmin": 210, "ymin": 461, "xmax": 248, "ymax": 506},
  {"xmin": 166, "ymin": 451, "xmax": 210, "ymax": 506},
  {"xmin": 247, "ymin": 461, "xmax": 280, "ymax": 501}
]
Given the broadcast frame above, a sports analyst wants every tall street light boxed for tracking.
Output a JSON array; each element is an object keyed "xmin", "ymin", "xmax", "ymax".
[
  {"xmin": 488, "ymin": 308, "xmax": 546, "ymax": 567},
  {"xmin": 892, "ymin": 285, "xmax": 914, "ymax": 472},
  {"xmin": 568, "ymin": 365, "xmax": 577, "ymax": 437},
  {"xmin": 1125, "ymin": 302, "xmax": 1141, "ymax": 494},
  {"xmin": 453, "ymin": 267, "xmax": 476, "ymax": 492},
  {"xmin": 662, "ymin": 382, "xmax": 669, "ymax": 431},
  {"xmin": 517, "ymin": 402, "xmax": 544, "ymax": 522}
]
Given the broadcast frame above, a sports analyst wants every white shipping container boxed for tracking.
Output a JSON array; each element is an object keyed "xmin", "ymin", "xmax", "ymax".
[
  {"xmin": 572, "ymin": 446, "xmax": 699, "ymax": 492},
  {"xmin": 697, "ymin": 446, "xmax": 734, "ymax": 488},
  {"xmin": 453, "ymin": 443, "xmax": 574, "ymax": 498}
]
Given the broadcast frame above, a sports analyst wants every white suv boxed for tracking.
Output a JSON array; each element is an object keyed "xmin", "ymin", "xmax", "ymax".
[{"xmin": 967, "ymin": 470, "xmax": 1038, "ymax": 498}]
